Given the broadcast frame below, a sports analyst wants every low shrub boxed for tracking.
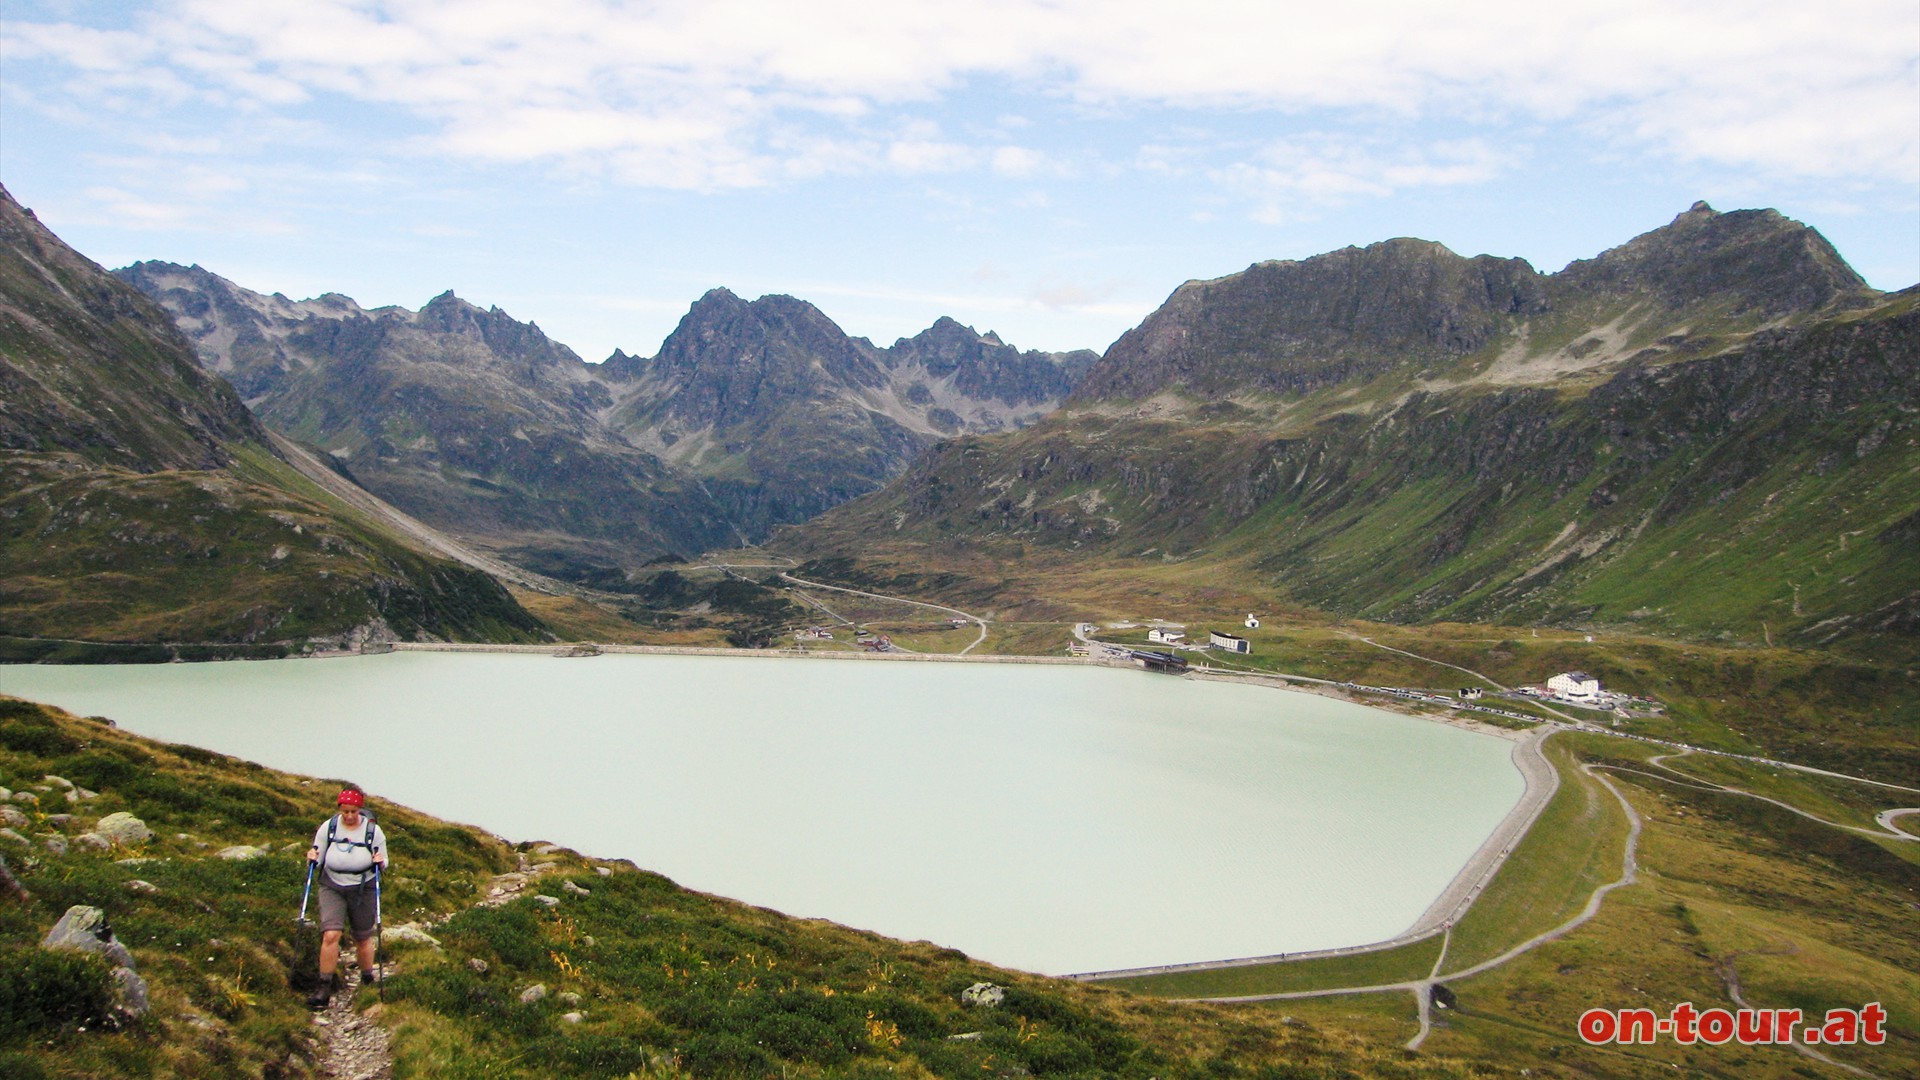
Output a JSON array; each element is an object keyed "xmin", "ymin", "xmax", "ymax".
[{"xmin": 0, "ymin": 945, "xmax": 116, "ymax": 1042}]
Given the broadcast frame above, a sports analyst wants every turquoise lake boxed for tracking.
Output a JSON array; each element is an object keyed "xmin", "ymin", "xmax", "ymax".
[{"xmin": 0, "ymin": 652, "xmax": 1525, "ymax": 974}]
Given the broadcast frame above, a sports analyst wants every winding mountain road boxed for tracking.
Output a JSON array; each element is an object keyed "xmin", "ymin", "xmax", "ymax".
[{"xmin": 775, "ymin": 573, "xmax": 990, "ymax": 654}]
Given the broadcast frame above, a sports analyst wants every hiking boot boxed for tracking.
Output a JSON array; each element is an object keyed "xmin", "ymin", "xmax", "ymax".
[{"xmin": 307, "ymin": 976, "xmax": 334, "ymax": 1010}]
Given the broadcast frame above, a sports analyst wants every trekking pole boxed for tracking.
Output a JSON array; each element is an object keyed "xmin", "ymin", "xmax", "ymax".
[
  {"xmin": 297, "ymin": 859, "xmax": 316, "ymax": 924},
  {"xmin": 373, "ymin": 862, "xmax": 384, "ymax": 1000}
]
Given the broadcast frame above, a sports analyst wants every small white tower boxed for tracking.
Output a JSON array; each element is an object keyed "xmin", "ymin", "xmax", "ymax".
[{"xmin": 1245, "ymin": 614, "xmax": 1261, "ymax": 629}]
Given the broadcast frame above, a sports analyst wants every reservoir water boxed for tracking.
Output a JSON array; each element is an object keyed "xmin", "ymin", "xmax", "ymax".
[{"xmin": 1, "ymin": 652, "xmax": 1524, "ymax": 974}]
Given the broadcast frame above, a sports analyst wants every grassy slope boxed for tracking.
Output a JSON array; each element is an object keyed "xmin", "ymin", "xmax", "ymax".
[
  {"xmin": 0, "ymin": 452, "xmax": 549, "ymax": 649},
  {"xmin": 0, "ymin": 697, "xmax": 1493, "ymax": 1080}
]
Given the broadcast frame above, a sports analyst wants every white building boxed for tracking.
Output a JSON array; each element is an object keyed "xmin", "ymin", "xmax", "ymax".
[
  {"xmin": 1209, "ymin": 630, "xmax": 1251, "ymax": 654},
  {"xmin": 1147, "ymin": 628, "xmax": 1186, "ymax": 645},
  {"xmin": 1548, "ymin": 671, "xmax": 1602, "ymax": 701},
  {"xmin": 1245, "ymin": 614, "xmax": 1261, "ymax": 629}
]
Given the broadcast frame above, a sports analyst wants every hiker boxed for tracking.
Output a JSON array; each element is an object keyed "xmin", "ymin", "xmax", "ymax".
[{"xmin": 305, "ymin": 783, "xmax": 388, "ymax": 1008}]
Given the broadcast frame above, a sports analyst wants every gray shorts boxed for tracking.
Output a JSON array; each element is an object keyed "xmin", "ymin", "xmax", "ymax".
[{"xmin": 317, "ymin": 878, "xmax": 378, "ymax": 940}]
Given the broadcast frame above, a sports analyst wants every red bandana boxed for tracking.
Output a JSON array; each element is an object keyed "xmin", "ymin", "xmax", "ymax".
[{"xmin": 336, "ymin": 789, "xmax": 365, "ymax": 808}]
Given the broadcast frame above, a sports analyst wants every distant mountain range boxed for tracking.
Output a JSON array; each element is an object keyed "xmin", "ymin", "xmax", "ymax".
[
  {"xmin": 11, "ymin": 185, "xmax": 1914, "ymax": 659},
  {"xmin": 786, "ymin": 203, "xmax": 1920, "ymax": 658},
  {"xmin": 0, "ymin": 183, "xmax": 548, "ymax": 653},
  {"xmin": 117, "ymin": 264, "xmax": 1093, "ymax": 579}
]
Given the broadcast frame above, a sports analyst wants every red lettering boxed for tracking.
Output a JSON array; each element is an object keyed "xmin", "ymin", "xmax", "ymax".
[
  {"xmin": 1774, "ymin": 1008, "xmax": 1802, "ymax": 1043},
  {"xmin": 1736, "ymin": 1008, "xmax": 1773, "ymax": 1044},
  {"xmin": 1578, "ymin": 1008, "xmax": 1617, "ymax": 1044},
  {"xmin": 1670, "ymin": 1002, "xmax": 1699, "ymax": 1044},
  {"xmin": 1697, "ymin": 1008, "xmax": 1735, "ymax": 1044},
  {"xmin": 1617, "ymin": 1008, "xmax": 1658, "ymax": 1045},
  {"xmin": 1861, "ymin": 1002, "xmax": 1886, "ymax": 1045},
  {"xmin": 1821, "ymin": 1009, "xmax": 1859, "ymax": 1045}
]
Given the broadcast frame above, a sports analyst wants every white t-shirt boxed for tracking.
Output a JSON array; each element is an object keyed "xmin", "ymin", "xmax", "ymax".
[{"xmin": 312, "ymin": 814, "xmax": 389, "ymax": 888}]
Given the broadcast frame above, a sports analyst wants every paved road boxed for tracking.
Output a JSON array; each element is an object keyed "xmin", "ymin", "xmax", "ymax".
[
  {"xmin": 778, "ymin": 573, "xmax": 990, "ymax": 655},
  {"xmin": 1618, "ymin": 749, "xmax": 1920, "ymax": 843}
]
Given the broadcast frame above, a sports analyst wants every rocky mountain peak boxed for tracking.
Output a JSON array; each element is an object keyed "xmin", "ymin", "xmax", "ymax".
[
  {"xmin": 1559, "ymin": 201, "xmax": 1871, "ymax": 316},
  {"xmin": 410, "ymin": 290, "xmax": 582, "ymax": 369},
  {"xmin": 1075, "ymin": 234, "xmax": 1547, "ymax": 403}
]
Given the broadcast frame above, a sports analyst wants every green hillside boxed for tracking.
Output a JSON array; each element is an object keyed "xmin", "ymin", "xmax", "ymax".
[
  {"xmin": 0, "ymin": 184, "xmax": 552, "ymax": 653},
  {"xmin": 0, "ymin": 696, "xmax": 1489, "ymax": 1079},
  {"xmin": 787, "ymin": 251, "xmax": 1919, "ymax": 661}
]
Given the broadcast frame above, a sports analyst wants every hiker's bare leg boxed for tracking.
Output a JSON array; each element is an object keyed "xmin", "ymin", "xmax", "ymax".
[{"xmin": 319, "ymin": 929, "xmax": 343, "ymax": 980}]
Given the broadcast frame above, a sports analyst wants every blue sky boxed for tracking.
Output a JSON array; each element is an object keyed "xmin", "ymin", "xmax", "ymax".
[{"xmin": 4, "ymin": 0, "xmax": 1916, "ymax": 361}]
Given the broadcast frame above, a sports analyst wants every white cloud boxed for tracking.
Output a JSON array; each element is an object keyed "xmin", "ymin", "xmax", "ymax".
[
  {"xmin": 5, "ymin": 0, "xmax": 1914, "ymax": 191},
  {"xmin": 1216, "ymin": 136, "xmax": 1511, "ymax": 222}
]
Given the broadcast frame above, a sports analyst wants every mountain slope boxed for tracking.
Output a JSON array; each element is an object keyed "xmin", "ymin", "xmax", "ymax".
[
  {"xmin": 122, "ymin": 268, "xmax": 1095, "ymax": 563},
  {"xmin": 117, "ymin": 262, "xmax": 740, "ymax": 576},
  {"xmin": 786, "ymin": 204, "xmax": 1917, "ymax": 657},
  {"xmin": 604, "ymin": 290, "xmax": 1091, "ymax": 534},
  {"xmin": 0, "ymin": 185, "xmax": 548, "ymax": 652}
]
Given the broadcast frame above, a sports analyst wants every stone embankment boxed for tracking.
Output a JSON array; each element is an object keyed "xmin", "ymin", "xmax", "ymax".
[
  {"xmin": 1069, "ymin": 727, "xmax": 1558, "ymax": 982},
  {"xmin": 391, "ymin": 642, "xmax": 1119, "ymax": 668}
]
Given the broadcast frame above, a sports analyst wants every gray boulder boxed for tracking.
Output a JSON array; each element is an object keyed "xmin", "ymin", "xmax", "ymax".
[
  {"xmin": 0, "ymin": 828, "xmax": 27, "ymax": 846},
  {"xmin": 961, "ymin": 982, "xmax": 1006, "ymax": 1008},
  {"xmin": 41, "ymin": 834, "xmax": 68, "ymax": 855},
  {"xmin": 0, "ymin": 805, "xmax": 29, "ymax": 829},
  {"xmin": 111, "ymin": 966, "xmax": 150, "ymax": 1022},
  {"xmin": 385, "ymin": 924, "xmax": 442, "ymax": 948},
  {"xmin": 11, "ymin": 791, "xmax": 39, "ymax": 807},
  {"xmin": 74, "ymin": 832, "xmax": 112, "ymax": 851},
  {"xmin": 42, "ymin": 775, "xmax": 75, "ymax": 791},
  {"xmin": 519, "ymin": 983, "xmax": 548, "ymax": 1003},
  {"xmin": 95, "ymin": 813, "xmax": 152, "ymax": 847},
  {"xmin": 561, "ymin": 880, "xmax": 590, "ymax": 896},
  {"xmin": 44, "ymin": 905, "xmax": 136, "ymax": 969},
  {"xmin": 216, "ymin": 845, "xmax": 270, "ymax": 860}
]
